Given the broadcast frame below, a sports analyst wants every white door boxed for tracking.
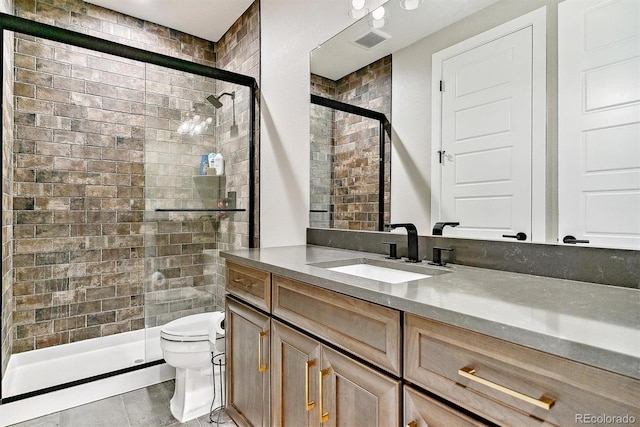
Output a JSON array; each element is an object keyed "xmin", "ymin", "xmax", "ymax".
[
  {"xmin": 437, "ymin": 27, "xmax": 533, "ymax": 241},
  {"xmin": 558, "ymin": 0, "xmax": 640, "ymax": 250}
]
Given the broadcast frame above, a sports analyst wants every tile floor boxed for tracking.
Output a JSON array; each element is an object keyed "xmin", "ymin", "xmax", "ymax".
[{"xmin": 9, "ymin": 381, "xmax": 236, "ymax": 427}]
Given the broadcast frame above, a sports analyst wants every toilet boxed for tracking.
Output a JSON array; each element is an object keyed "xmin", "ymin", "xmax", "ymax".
[{"xmin": 160, "ymin": 312, "xmax": 225, "ymax": 423}]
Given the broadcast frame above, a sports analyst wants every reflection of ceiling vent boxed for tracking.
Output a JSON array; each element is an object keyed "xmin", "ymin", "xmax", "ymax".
[{"xmin": 351, "ymin": 29, "xmax": 391, "ymax": 49}]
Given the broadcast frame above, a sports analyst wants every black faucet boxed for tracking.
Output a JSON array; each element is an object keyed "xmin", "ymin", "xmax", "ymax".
[
  {"xmin": 387, "ymin": 223, "xmax": 420, "ymax": 263},
  {"xmin": 432, "ymin": 222, "xmax": 460, "ymax": 236},
  {"xmin": 428, "ymin": 247, "xmax": 453, "ymax": 266}
]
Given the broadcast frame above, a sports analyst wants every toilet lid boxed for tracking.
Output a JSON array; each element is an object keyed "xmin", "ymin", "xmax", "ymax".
[{"xmin": 160, "ymin": 313, "xmax": 213, "ymax": 342}]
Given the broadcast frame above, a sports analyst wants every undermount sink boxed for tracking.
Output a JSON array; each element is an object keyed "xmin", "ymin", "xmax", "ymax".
[{"xmin": 310, "ymin": 258, "xmax": 449, "ymax": 284}]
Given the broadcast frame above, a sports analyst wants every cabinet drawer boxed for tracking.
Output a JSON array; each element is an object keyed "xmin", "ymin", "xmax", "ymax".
[
  {"xmin": 405, "ymin": 314, "xmax": 640, "ymax": 427},
  {"xmin": 272, "ymin": 275, "xmax": 401, "ymax": 376},
  {"xmin": 226, "ymin": 261, "xmax": 271, "ymax": 312},
  {"xmin": 404, "ymin": 385, "xmax": 488, "ymax": 427}
]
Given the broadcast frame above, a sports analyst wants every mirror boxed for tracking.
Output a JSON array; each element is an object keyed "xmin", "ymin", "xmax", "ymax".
[{"xmin": 310, "ymin": 0, "xmax": 640, "ymax": 250}]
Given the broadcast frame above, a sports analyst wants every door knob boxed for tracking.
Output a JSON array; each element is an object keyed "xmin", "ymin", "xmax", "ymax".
[
  {"xmin": 563, "ymin": 235, "xmax": 589, "ymax": 244},
  {"xmin": 502, "ymin": 232, "xmax": 527, "ymax": 241}
]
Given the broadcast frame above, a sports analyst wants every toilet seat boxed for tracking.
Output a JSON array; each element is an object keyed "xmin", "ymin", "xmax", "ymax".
[{"xmin": 160, "ymin": 312, "xmax": 212, "ymax": 342}]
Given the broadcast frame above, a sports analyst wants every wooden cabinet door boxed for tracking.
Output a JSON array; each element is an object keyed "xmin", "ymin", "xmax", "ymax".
[
  {"xmin": 226, "ymin": 297, "xmax": 271, "ymax": 427},
  {"xmin": 404, "ymin": 385, "xmax": 488, "ymax": 427},
  {"xmin": 271, "ymin": 320, "xmax": 322, "ymax": 427},
  {"xmin": 320, "ymin": 346, "xmax": 401, "ymax": 427}
]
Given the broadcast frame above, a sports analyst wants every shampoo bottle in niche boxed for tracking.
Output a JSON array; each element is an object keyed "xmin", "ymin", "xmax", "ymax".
[
  {"xmin": 213, "ymin": 153, "xmax": 224, "ymax": 176},
  {"xmin": 199, "ymin": 154, "xmax": 208, "ymax": 175}
]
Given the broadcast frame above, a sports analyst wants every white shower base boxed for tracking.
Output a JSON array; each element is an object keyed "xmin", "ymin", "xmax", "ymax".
[{"xmin": 2, "ymin": 326, "xmax": 164, "ymax": 399}]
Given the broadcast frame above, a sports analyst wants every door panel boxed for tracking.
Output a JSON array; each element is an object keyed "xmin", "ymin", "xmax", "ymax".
[
  {"xmin": 320, "ymin": 346, "xmax": 400, "ymax": 427},
  {"xmin": 271, "ymin": 320, "xmax": 321, "ymax": 427},
  {"xmin": 226, "ymin": 298, "xmax": 271, "ymax": 427},
  {"xmin": 559, "ymin": 0, "xmax": 640, "ymax": 249},
  {"xmin": 439, "ymin": 26, "xmax": 533, "ymax": 240}
]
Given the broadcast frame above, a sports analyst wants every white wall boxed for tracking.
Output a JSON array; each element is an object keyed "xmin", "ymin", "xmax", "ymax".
[{"xmin": 260, "ymin": 0, "xmax": 385, "ymax": 247}]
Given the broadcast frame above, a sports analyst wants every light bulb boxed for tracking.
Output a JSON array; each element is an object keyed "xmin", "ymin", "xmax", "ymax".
[
  {"xmin": 351, "ymin": 0, "xmax": 366, "ymax": 10},
  {"xmin": 399, "ymin": 0, "xmax": 423, "ymax": 10},
  {"xmin": 370, "ymin": 17, "xmax": 386, "ymax": 29},
  {"xmin": 349, "ymin": 5, "xmax": 369, "ymax": 19},
  {"xmin": 372, "ymin": 6, "xmax": 385, "ymax": 19}
]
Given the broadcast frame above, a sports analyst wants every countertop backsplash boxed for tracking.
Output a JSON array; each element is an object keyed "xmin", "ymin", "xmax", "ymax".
[{"xmin": 307, "ymin": 228, "xmax": 640, "ymax": 289}]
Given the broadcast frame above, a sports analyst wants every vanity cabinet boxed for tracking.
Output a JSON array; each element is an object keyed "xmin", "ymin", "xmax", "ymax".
[
  {"xmin": 226, "ymin": 260, "xmax": 271, "ymax": 312},
  {"xmin": 405, "ymin": 314, "xmax": 640, "ymax": 427},
  {"xmin": 272, "ymin": 274, "xmax": 401, "ymax": 376},
  {"xmin": 271, "ymin": 320, "xmax": 401, "ymax": 427},
  {"xmin": 404, "ymin": 385, "xmax": 488, "ymax": 427},
  {"xmin": 225, "ymin": 257, "xmax": 639, "ymax": 427},
  {"xmin": 225, "ymin": 297, "xmax": 271, "ymax": 427}
]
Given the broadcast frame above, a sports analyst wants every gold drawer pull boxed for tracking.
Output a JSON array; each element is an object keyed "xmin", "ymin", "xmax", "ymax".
[
  {"xmin": 305, "ymin": 360, "xmax": 316, "ymax": 410},
  {"xmin": 232, "ymin": 278, "xmax": 255, "ymax": 287},
  {"xmin": 319, "ymin": 368, "xmax": 331, "ymax": 423},
  {"xmin": 406, "ymin": 421, "xmax": 418, "ymax": 427},
  {"xmin": 258, "ymin": 331, "xmax": 268, "ymax": 372},
  {"xmin": 459, "ymin": 366, "xmax": 554, "ymax": 410}
]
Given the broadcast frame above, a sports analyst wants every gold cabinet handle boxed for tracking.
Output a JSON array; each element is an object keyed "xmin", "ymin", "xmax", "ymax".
[
  {"xmin": 258, "ymin": 331, "xmax": 268, "ymax": 372},
  {"xmin": 458, "ymin": 366, "xmax": 554, "ymax": 410},
  {"xmin": 319, "ymin": 368, "xmax": 331, "ymax": 423},
  {"xmin": 305, "ymin": 360, "xmax": 316, "ymax": 410},
  {"xmin": 233, "ymin": 278, "xmax": 254, "ymax": 287},
  {"xmin": 406, "ymin": 421, "xmax": 418, "ymax": 427}
]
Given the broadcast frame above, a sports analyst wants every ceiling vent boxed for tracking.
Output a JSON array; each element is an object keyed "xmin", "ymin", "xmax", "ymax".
[{"xmin": 351, "ymin": 29, "xmax": 391, "ymax": 49}]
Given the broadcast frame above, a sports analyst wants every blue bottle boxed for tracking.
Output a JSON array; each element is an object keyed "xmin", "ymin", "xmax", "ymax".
[{"xmin": 200, "ymin": 154, "xmax": 208, "ymax": 175}]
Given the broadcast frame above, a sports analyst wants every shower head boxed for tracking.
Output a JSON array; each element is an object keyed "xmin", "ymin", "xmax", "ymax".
[
  {"xmin": 207, "ymin": 91, "xmax": 239, "ymax": 137},
  {"xmin": 206, "ymin": 94, "xmax": 223, "ymax": 109},
  {"xmin": 206, "ymin": 91, "xmax": 235, "ymax": 109}
]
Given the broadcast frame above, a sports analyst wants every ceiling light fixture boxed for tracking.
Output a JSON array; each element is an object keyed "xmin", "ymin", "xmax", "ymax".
[
  {"xmin": 349, "ymin": 0, "xmax": 369, "ymax": 20},
  {"xmin": 371, "ymin": 5, "xmax": 385, "ymax": 19},
  {"xmin": 369, "ymin": 5, "xmax": 386, "ymax": 29},
  {"xmin": 399, "ymin": 0, "xmax": 424, "ymax": 10}
]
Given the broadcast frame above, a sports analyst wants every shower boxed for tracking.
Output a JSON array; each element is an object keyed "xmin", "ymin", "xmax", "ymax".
[
  {"xmin": 0, "ymin": 10, "xmax": 257, "ymax": 408},
  {"xmin": 207, "ymin": 91, "xmax": 239, "ymax": 137}
]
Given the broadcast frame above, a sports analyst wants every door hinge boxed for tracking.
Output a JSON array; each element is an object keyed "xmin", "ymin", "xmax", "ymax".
[{"xmin": 439, "ymin": 80, "xmax": 444, "ymax": 92}]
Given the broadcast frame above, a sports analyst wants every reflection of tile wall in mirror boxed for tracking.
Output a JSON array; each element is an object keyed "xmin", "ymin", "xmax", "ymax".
[{"xmin": 310, "ymin": 56, "xmax": 391, "ymax": 230}]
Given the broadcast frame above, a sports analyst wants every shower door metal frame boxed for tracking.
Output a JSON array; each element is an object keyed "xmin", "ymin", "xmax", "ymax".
[
  {"xmin": 310, "ymin": 94, "xmax": 390, "ymax": 231},
  {"xmin": 0, "ymin": 12, "xmax": 257, "ymax": 403}
]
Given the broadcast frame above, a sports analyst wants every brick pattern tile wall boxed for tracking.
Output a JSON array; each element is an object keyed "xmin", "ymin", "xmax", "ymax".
[
  {"xmin": 211, "ymin": 1, "xmax": 260, "ymax": 309},
  {"xmin": 310, "ymin": 56, "xmax": 391, "ymax": 230},
  {"xmin": 7, "ymin": 0, "xmax": 258, "ymax": 354},
  {"xmin": 310, "ymin": 74, "xmax": 336, "ymax": 228},
  {"xmin": 1, "ymin": 0, "xmax": 15, "ymax": 378}
]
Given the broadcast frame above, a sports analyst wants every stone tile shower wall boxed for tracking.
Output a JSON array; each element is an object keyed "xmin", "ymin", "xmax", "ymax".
[
  {"xmin": 310, "ymin": 75, "xmax": 335, "ymax": 228},
  {"xmin": 210, "ymin": 1, "xmax": 260, "ymax": 309},
  {"xmin": 6, "ymin": 0, "xmax": 259, "ymax": 353},
  {"xmin": 1, "ymin": 0, "xmax": 15, "ymax": 378},
  {"xmin": 310, "ymin": 55, "xmax": 391, "ymax": 230}
]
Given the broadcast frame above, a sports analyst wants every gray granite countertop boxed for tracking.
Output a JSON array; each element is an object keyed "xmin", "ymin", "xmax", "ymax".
[{"xmin": 221, "ymin": 245, "xmax": 640, "ymax": 380}]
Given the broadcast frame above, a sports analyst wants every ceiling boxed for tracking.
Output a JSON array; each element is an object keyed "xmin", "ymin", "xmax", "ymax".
[
  {"xmin": 84, "ymin": 0, "xmax": 254, "ymax": 42},
  {"xmin": 311, "ymin": 0, "xmax": 499, "ymax": 80}
]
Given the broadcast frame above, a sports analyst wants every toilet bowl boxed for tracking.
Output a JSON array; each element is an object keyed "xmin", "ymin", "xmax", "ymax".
[{"xmin": 160, "ymin": 312, "xmax": 225, "ymax": 423}]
